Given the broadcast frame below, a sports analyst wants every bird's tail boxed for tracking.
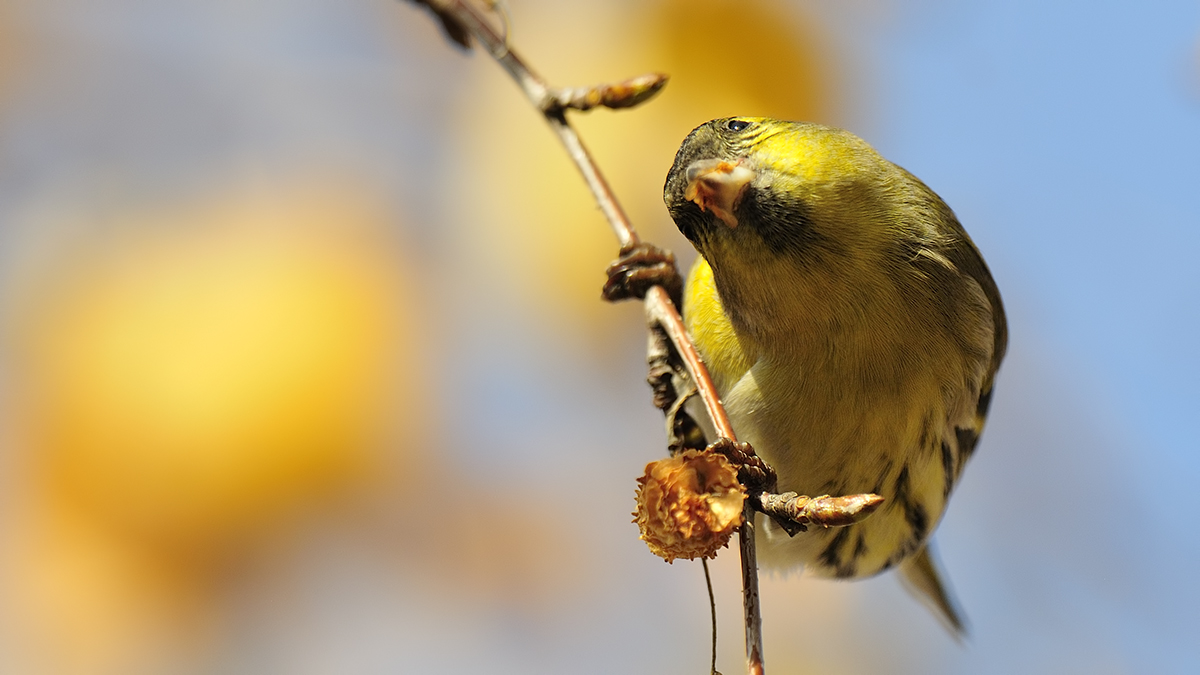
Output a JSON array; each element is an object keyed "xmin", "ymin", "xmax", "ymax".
[{"xmin": 898, "ymin": 541, "xmax": 968, "ymax": 639}]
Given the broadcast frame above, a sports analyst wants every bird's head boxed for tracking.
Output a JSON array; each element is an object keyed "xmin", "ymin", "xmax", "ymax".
[
  {"xmin": 663, "ymin": 117, "xmax": 956, "ymax": 338},
  {"xmin": 664, "ymin": 117, "xmax": 916, "ymax": 273}
]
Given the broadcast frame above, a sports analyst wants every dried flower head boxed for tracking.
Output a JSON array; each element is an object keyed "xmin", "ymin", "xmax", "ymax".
[{"xmin": 634, "ymin": 449, "xmax": 745, "ymax": 562}]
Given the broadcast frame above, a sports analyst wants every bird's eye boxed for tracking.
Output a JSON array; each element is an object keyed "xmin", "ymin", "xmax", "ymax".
[{"xmin": 724, "ymin": 119, "xmax": 751, "ymax": 132}]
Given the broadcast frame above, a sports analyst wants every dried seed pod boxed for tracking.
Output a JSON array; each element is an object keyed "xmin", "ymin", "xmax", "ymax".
[{"xmin": 633, "ymin": 449, "xmax": 745, "ymax": 562}]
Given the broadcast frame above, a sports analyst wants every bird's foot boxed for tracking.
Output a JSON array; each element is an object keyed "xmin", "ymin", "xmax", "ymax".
[
  {"xmin": 704, "ymin": 437, "xmax": 777, "ymax": 496},
  {"xmin": 602, "ymin": 241, "xmax": 683, "ymax": 307}
]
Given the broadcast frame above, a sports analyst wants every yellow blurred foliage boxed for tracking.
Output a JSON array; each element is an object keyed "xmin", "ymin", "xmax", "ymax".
[
  {"xmin": 12, "ymin": 185, "xmax": 417, "ymax": 556},
  {"xmin": 0, "ymin": 181, "xmax": 428, "ymax": 673},
  {"xmin": 443, "ymin": 0, "xmax": 839, "ymax": 350}
]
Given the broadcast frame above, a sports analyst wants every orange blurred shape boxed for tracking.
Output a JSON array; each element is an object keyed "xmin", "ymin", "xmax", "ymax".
[
  {"xmin": 14, "ymin": 188, "xmax": 415, "ymax": 557},
  {"xmin": 648, "ymin": 0, "xmax": 837, "ymax": 121}
]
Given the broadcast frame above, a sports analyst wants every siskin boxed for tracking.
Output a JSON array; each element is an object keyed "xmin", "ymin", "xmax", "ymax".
[{"xmin": 663, "ymin": 117, "xmax": 1007, "ymax": 634}]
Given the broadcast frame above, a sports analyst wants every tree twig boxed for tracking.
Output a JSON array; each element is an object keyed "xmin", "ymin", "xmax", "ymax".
[{"xmin": 405, "ymin": 1, "xmax": 764, "ymax": 671}]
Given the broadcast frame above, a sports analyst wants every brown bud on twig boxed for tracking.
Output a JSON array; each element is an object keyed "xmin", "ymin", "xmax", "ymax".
[
  {"xmin": 550, "ymin": 73, "xmax": 669, "ymax": 112},
  {"xmin": 757, "ymin": 492, "xmax": 885, "ymax": 533}
]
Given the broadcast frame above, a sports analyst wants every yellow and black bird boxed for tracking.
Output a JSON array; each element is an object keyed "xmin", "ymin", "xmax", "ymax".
[{"xmin": 662, "ymin": 117, "xmax": 1007, "ymax": 634}]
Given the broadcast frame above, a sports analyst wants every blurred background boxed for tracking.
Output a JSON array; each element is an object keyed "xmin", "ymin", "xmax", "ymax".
[{"xmin": 0, "ymin": 0, "xmax": 1197, "ymax": 673}]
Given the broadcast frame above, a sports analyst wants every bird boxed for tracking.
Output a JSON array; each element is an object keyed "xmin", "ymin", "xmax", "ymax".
[{"xmin": 660, "ymin": 117, "xmax": 1007, "ymax": 635}]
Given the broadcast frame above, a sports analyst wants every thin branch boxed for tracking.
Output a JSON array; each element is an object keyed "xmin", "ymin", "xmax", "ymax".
[
  {"xmin": 701, "ymin": 559, "xmax": 718, "ymax": 675},
  {"xmin": 642, "ymin": 290, "xmax": 736, "ymax": 440},
  {"xmin": 407, "ymin": 1, "xmax": 764, "ymax": 670},
  {"xmin": 739, "ymin": 503, "xmax": 764, "ymax": 675},
  {"xmin": 414, "ymin": 0, "xmax": 741, "ymax": 444},
  {"xmin": 422, "ymin": 0, "xmax": 642, "ymax": 247}
]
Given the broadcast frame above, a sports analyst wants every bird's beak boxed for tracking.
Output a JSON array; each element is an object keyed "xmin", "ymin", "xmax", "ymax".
[{"xmin": 683, "ymin": 158, "xmax": 755, "ymax": 228}]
